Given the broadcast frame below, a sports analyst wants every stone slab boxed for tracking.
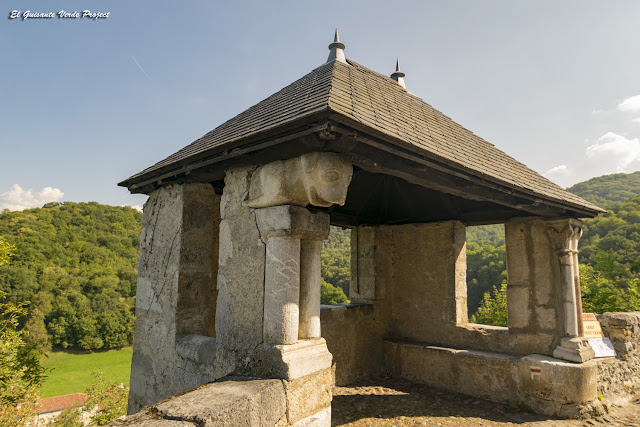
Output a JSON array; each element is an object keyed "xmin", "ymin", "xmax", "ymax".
[{"xmin": 155, "ymin": 378, "xmax": 286, "ymax": 427}]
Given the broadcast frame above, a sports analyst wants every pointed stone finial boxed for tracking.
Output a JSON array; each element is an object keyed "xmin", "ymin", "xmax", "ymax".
[
  {"xmin": 326, "ymin": 29, "xmax": 346, "ymax": 64},
  {"xmin": 390, "ymin": 58, "xmax": 406, "ymax": 89}
]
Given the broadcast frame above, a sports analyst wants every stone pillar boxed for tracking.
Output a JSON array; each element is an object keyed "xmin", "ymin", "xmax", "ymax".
[
  {"xmin": 299, "ymin": 239, "xmax": 322, "ymax": 339},
  {"xmin": 547, "ymin": 219, "xmax": 594, "ymax": 363},
  {"xmin": 255, "ymin": 205, "xmax": 329, "ymax": 344},
  {"xmin": 263, "ymin": 236, "xmax": 301, "ymax": 345},
  {"xmin": 254, "ymin": 205, "xmax": 333, "ymax": 427},
  {"xmin": 128, "ymin": 183, "xmax": 220, "ymax": 414}
]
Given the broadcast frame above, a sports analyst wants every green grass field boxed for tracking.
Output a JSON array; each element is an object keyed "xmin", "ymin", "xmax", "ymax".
[{"xmin": 40, "ymin": 347, "xmax": 133, "ymax": 398}]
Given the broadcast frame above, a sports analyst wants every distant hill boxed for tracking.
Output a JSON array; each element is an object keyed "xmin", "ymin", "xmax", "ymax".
[
  {"xmin": 0, "ymin": 202, "xmax": 142, "ymax": 350},
  {"xmin": 567, "ymin": 171, "xmax": 640, "ymax": 208}
]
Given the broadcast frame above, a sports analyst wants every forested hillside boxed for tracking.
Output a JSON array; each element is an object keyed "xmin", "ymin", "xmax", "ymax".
[
  {"xmin": 470, "ymin": 172, "xmax": 640, "ymax": 325},
  {"xmin": 567, "ymin": 171, "xmax": 640, "ymax": 208},
  {"xmin": 0, "ymin": 202, "xmax": 141, "ymax": 350}
]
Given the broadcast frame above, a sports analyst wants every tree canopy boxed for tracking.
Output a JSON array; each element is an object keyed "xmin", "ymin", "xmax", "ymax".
[{"xmin": 0, "ymin": 203, "xmax": 141, "ymax": 350}]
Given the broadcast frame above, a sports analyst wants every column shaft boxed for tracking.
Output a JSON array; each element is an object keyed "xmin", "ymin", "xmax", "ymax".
[
  {"xmin": 299, "ymin": 239, "xmax": 322, "ymax": 339},
  {"xmin": 263, "ymin": 237, "xmax": 300, "ymax": 345}
]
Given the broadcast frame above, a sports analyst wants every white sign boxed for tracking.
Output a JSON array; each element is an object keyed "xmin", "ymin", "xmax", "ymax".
[{"xmin": 588, "ymin": 337, "xmax": 617, "ymax": 358}]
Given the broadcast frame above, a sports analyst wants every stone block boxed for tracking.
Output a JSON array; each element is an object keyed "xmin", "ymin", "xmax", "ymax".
[
  {"xmin": 519, "ymin": 354, "xmax": 597, "ymax": 404},
  {"xmin": 283, "ymin": 367, "xmax": 333, "ymax": 424},
  {"xmin": 291, "ymin": 406, "xmax": 331, "ymax": 427},
  {"xmin": 507, "ymin": 285, "xmax": 530, "ymax": 329},
  {"xmin": 154, "ymin": 378, "xmax": 287, "ymax": 427},
  {"xmin": 255, "ymin": 205, "xmax": 330, "ymax": 240},
  {"xmin": 253, "ymin": 338, "xmax": 333, "ymax": 380}
]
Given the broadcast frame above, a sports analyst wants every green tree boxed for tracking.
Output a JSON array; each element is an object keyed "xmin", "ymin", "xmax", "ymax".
[
  {"xmin": 470, "ymin": 282, "xmax": 508, "ymax": 327},
  {"xmin": 321, "ymin": 279, "xmax": 349, "ymax": 305},
  {"xmin": 83, "ymin": 371, "xmax": 128, "ymax": 425},
  {"xmin": 0, "ymin": 238, "xmax": 45, "ymax": 426}
]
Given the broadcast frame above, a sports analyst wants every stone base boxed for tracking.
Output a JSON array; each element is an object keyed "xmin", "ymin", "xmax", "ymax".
[
  {"xmin": 553, "ymin": 337, "xmax": 596, "ymax": 363},
  {"xmin": 253, "ymin": 338, "xmax": 333, "ymax": 380},
  {"xmin": 291, "ymin": 406, "xmax": 331, "ymax": 427}
]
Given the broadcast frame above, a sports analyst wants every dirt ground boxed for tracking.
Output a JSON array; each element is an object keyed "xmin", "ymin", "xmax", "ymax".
[{"xmin": 332, "ymin": 377, "xmax": 640, "ymax": 427}]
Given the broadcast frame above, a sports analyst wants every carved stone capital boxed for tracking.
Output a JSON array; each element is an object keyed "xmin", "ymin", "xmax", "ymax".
[
  {"xmin": 544, "ymin": 218, "xmax": 583, "ymax": 252},
  {"xmin": 243, "ymin": 152, "xmax": 353, "ymax": 209}
]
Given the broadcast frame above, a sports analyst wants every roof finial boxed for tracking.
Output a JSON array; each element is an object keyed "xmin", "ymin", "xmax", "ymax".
[
  {"xmin": 390, "ymin": 58, "xmax": 406, "ymax": 89},
  {"xmin": 326, "ymin": 29, "xmax": 346, "ymax": 64}
]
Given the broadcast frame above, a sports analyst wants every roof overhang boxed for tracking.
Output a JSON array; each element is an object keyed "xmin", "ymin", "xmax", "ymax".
[{"xmin": 119, "ymin": 113, "xmax": 603, "ymax": 221}]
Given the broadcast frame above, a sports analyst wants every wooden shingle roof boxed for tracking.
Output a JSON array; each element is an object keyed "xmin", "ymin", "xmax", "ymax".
[{"xmin": 120, "ymin": 58, "xmax": 603, "ymax": 215}]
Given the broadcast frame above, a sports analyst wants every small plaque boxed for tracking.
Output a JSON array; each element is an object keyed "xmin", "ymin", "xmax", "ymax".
[
  {"xmin": 582, "ymin": 313, "xmax": 604, "ymax": 338},
  {"xmin": 588, "ymin": 337, "xmax": 617, "ymax": 358}
]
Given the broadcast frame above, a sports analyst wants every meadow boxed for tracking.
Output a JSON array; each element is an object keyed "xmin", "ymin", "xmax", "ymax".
[{"xmin": 39, "ymin": 346, "xmax": 133, "ymax": 398}]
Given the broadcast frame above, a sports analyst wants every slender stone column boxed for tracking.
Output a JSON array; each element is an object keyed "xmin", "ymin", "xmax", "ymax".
[
  {"xmin": 299, "ymin": 239, "xmax": 322, "ymax": 339},
  {"xmin": 264, "ymin": 236, "xmax": 301, "ymax": 345},
  {"xmin": 547, "ymin": 220, "xmax": 583, "ymax": 337},
  {"xmin": 255, "ymin": 205, "xmax": 330, "ymax": 346},
  {"xmin": 546, "ymin": 218, "xmax": 594, "ymax": 363}
]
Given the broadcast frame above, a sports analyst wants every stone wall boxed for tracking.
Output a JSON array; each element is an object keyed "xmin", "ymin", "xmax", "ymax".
[
  {"xmin": 597, "ymin": 312, "xmax": 640, "ymax": 404},
  {"xmin": 128, "ymin": 184, "xmax": 224, "ymax": 414},
  {"xmin": 385, "ymin": 340, "xmax": 602, "ymax": 418}
]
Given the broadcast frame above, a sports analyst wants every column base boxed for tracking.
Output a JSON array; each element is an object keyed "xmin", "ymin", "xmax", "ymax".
[
  {"xmin": 253, "ymin": 338, "xmax": 333, "ymax": 380},
  {"xmin": 553, "ymin": 337, "xmax": 595, "ymax": 363}
]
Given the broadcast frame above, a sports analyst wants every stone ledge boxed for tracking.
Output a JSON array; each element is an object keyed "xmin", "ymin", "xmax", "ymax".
[{"xmin": 115, "ymin": 377, "xmax": 287, "ymax": 426}]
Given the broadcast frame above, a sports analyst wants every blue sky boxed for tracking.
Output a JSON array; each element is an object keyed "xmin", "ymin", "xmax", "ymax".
[{"xmin": 2, "ymin": 1, "xmax": 640, "ymax": 210}]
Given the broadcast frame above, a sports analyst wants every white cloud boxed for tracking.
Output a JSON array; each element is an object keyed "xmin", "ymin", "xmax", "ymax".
[
  {"xmin": 122, "ymin": 204, "xmax": 143, "ymax": 212},
  {"xmin": 618, "ymin": 95, "xmax": 640, "ymax": 113},
  {"xmin": 632, "ymin": 117, "xmax": 640, "ymax": 125},
  {"xmin": 585, "ymin": 132, "xmax": 640, "ymax": 173},
  {"xmin": 544, "ymin": 164, "xmax": 571, "ymax": 178},
  {"xmin": 1, "ymin": 184, "xmax": 64, "ymax": 211}
]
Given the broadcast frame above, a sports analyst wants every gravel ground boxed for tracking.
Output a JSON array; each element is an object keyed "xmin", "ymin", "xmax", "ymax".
[{"xmin": 332, "ymin": 377, "xmax": 640, "ymax": 427}]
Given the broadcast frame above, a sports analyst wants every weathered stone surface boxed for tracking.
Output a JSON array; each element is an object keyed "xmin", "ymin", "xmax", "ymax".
[
  {"xmin": 283, "ymin": 367, "xmax": 333, "ymax": 423},
  {"xmin": 291, "ymin": 406, "xmax": 331, "ymax": 427},
  {"xmin": 111, "ymin": 411, "xmax": 197, "ymax": 426},
  {"xmin": 518, "ymin": 354, "xmax": 597, "ymax": 404},
  {"xmin": 244, "ymin": 152, "xmax": 353, "ymax": 208},
  {"xmin": 255, "ymin": 205, "xmax": 330, "ymax": 240},
  {"xmin": 128, "ymin": 184, "xmax": 222, "ymax": 414},
  {"xmin": 389, "ymin": 221, "xmax": 466, "ymax": 342},
  {"xmin": 154, "ymin": 379, "xmax": 286, "ymax": 426},
  {"xmin": 176, "ymin": 335, "xmax": 217, "ymax": 365},
  {"xmin": 321, "ymin": 303, "xmax": 387, "ymax": 385},
  {"xmin": 384, "ymin": 340, "xmax": 521, "ymax": 404},
  {"xmin": 350, "ymin": 226, "xmax": 376, "ymax": 302},
  {"xmin": 597, "ymin": 312, "xmax": 640, "ymax": 403},
  {"xmin": 263, "ymin": 236, "xmax": 301, "ymax": 345},
  {"xmin": 299, "ymin": 239, "xmax": 322, "ymax": 339},
  {"xmin": 216, "ymin": 166, "xmax": 266, "ymax": 354},
  {"xmin": 253, "ymin": 338, "xmax": 333, "ymax": 380}
]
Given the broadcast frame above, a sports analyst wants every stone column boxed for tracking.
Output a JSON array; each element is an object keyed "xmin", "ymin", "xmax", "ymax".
[
  {"xmin": 546, "ymin": 219, "xmax": 594, "ymax": 363},
  {"xmin": 264, "ymin": 236, "xmax": 301, "ymax": 345},
  {"xmin": 255, "ymin": 205, "xmax": 330, "ymax": 345},
  {"xmin": 299, "ymin": 239, "xmax": 322, "ymax": 339}
]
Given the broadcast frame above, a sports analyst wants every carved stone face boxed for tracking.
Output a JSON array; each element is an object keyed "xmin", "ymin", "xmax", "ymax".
[{"xmin": 301, "ymin": 152, "xmax": 353, "ymax": 207}]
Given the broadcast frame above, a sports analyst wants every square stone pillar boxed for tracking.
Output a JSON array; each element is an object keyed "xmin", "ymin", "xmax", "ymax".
[{"xmin": 128, "ymin": 183, "xmax": 220, "ymax": 413}]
